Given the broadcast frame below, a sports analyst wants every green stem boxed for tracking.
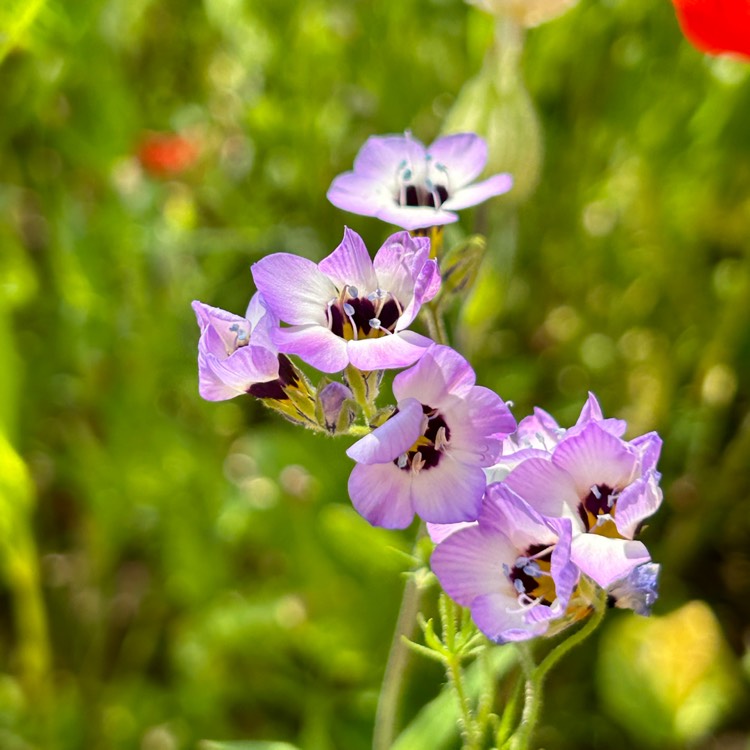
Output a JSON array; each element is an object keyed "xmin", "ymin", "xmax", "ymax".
[
  {"xmin": 373, "ymin": 524, "xmax": 427, "ymax": 750},
  {"xmin": 446, "ymin": 654, "xmax": 479, "ymax": 750},
  {"xmin": 511, "ymin": 589, "xmax": 608, "ymax": 750}
]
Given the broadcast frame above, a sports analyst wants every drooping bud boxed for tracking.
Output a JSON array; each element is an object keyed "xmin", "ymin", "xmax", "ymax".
[
  {"xmin": 464, "ymin": 0, "xmax": 578, "ymax": 28},
  {"xmin": 443, "ymin": 16, "xmax": 543, "ymax": 204}
]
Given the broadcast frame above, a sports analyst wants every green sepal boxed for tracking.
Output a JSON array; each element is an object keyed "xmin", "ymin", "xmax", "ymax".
[{"xmin": 434, "ymin": 235, "xmax": 487, "ymax": 310}]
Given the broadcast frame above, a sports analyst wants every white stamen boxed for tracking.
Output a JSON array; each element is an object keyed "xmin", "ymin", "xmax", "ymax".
[
  {"xmin": 397, "ymin": 453, "xmax": 408, "ymax": 469},
  {"xmin": 369, "ymin": 317, "xmax": 394, "ymax": 335},
  {"xmin": 411, "ymin": 451, "xmax": 425, "ymax": 474},
  {"xmin": 342, "ymin": 302, "xmax": 358, "ymax": 341},
  {"xmin": 590, "ymin": 485, "xmax": 602, "ymax": 500},
  {"xmin": 434, "ymin": 426, "xmax": 449, "ymax": 451},
  {"xmin": 513, "ymin": 578, "xmax": 526, "ymax": 595},
  {"xmin": 346, "ymin": 285, "xmax": 359, "ymax": 299}
]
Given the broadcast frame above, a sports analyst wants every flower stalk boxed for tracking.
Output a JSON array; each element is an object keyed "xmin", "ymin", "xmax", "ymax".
[{"xmin": 510, "ymin": 587, "xmax": 608, "ymax": 750}]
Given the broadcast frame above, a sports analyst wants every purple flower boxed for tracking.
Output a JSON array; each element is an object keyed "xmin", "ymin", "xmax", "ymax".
[
  {"xmin": 487, "ymin": 392, "xmax": 630, "ymax": 483},
  {"xmin": 501, "ymin": 407, "xmax": 664, "ymax": 589},
  {"xmin": 431, "ymin": 485, "xmax": 579, "ymax": 643},
  {"xmin": 345, "ymin": 345, "xmax": 516, "ymax": 529},
  {"xmin": 252, "ymin": 228, "xmax": 440, "ymax": 373},
  {"xmin": 192, "ymin": 295, "xmax": 282, "ymax": 401},
  {"xmin": 327, "ymin": 133, "xmax": 513, "ymax": 231},
  {"xmin": 607, "ymin": 562, "xmax": 660, "ymax": 616}
]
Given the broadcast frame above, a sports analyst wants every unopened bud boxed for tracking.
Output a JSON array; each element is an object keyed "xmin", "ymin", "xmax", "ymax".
[
  {"xmin": 465, "ymin": 0, "xmax": 578, "ymax": 28},
  {"xmin": 316, "ymin": 381, "xmax": 355, "ymax": 434},
  {"xmin": 443, "ymin": 16, "xmax": 543, "ymax": 203}
]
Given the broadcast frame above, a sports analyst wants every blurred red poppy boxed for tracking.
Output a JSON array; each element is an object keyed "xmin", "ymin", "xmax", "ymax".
[
  {"xmin": 672, "ymin": 0, "xmax": 750, "ymax": 59},
  {"xmin": 138, "ymin": 132, "xmax": 199, "ymax": 177}
]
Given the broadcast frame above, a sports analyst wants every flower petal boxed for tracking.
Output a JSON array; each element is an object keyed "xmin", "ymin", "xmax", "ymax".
[
  {"xmin": 426, "ymin": 520, "xmax": 478, "ymax": 544},
  {"xmin": 393, "ymin": 344, "xmax": 476, "ymax": 405},
  {"xmin": 570, "ymin": 534, "xmax": 651, "ymax": 589},
  {"xmin": 552, "ymin": 422, "xmax": 638, "ymax": 498},
  {"xmin": 346, "ymin": 397, "xmax": 424, "ymax": 465},
  {"xmin": 352, "ymin": 133, "xmax": 427, "ymax": 181},
  {"xmin": 252, "ymin": 253, "xmax": 337, "ymax": 326},
  {"xmin": 630, "ymin": 431, "xmax": 663, "ymax": 474},
  {"xmin": 318, "ymin": 227, "xmax": 378, "ymax": 293},
  {"xmin": 613, "ymin": 470, "xmax": 663, "ymax": 539},
  {"xmin": 431, "ymin": 524, "xmax": 517, "ymax": 605},
  {"xmin": 482, "ymin": 484, "xmax": 559, "ymax": 548},
  {"xmin": 272, "ymin": 325, "xmax": 349, "ymax": 373},
  {"xmin": 447, "ymin": 386, "xmax": 516, "ymax": 462},
  {"xmin": 198, "ymin": 345, "xmax": 279, "ymax": 401},
  {"xmin": 374, "ymin": 203, "xmax": 459, "ymax": 231},
  {"xmin": 470, "ymin": 592, "xmax": 549, "ymax": 643},
  {"xmin": 503, "ymin": 457, "xmax": 582, "ymax": 522},
  {"xmin": 347, "ymin": 462, "xmax": 415, "ymax": 529},
  {"xmin": 346, "ymin": 330, "xmax": 433, "ymax": 371},
  {"xmin": 411, "ymin": 457, "xmax": 487, "ymax": 524},
  {"xmin": 441, "ymin": 173, "xmax": 513, "ymax": 211},
  {"xmin": 327, "ymin": 173, "xmax": 391, "ymax": 216},
  {"xmin": 426, "ymin": 133, "xmax": 488, "ymax": 186}
]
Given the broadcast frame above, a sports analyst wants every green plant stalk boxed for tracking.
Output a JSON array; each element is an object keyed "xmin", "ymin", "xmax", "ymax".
[
  {"xmin": 446, "ymin": 654, "xmax": 479, "ymax": 750},
  {"xmin": 373, "ymin": 524, "xmax": 428, "ymax": 750},
  {"xmin": 511, "ymin": 589, "xmax": 608, "ymax": 750}
]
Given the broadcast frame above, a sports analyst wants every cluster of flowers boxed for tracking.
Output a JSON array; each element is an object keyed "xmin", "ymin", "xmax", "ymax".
[{"xmin": 193, "ymin": 132, "xmax": 663, "ymax": 644}]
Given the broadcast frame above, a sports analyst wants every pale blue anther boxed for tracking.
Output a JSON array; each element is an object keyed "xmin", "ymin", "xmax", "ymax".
[
  {"xmin": 343, "ymin": 303, "xmax": 355, "ymax": 316},
  {"xmin": 523, "ymin": 562, "xmax": 542, "ymax": 578}
]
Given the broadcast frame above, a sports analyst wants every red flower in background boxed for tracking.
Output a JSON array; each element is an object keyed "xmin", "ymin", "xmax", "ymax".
[
  {"xmin": 672, "ymin": 0, "xmax": 750, "ymax": 59},
  {"xmin": 138, "ymin": 132, "xmax": 199, "ymax": 177}
]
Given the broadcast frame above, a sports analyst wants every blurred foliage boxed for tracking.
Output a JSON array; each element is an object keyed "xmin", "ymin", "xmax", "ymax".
[{"xmin": 0, "ymin": 0, "xmax": 749, "ymax": 748}]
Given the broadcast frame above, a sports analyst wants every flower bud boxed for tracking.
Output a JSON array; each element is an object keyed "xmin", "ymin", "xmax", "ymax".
[
  {"xmin": 465, "ymin": 0, "xmax": 577, "ymax": 28},
  {"xmin": 443, "ymin": 17, "xmax": 543, "ymax": 204},
  {"xmin": 315, "ymin": 381, "xmax": 355, "ymax": 434}
]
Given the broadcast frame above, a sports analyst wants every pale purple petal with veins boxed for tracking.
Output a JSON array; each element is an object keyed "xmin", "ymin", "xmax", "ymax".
[
  {"xmin": 318, "ymin": 227, "xmax": 378, "ymax": 293},
  {"xmin": 346, "ymin": 398, "xmax": 424, "ymax": 465},
  {"xmin": 426, "ymin": 133, "xmax": 488, "ymax": 185},
  {"xmin": 503, "ymin": 457, "xmax": 582, "ymax": 523},
  {"xmin": 441, "ymin": 174, "xmax": 513, "ymax": 212},
  {"xmin": 346, "ymin": 330, "xmax": 433, "ymax": 371},
  {"xmin": 347, "ymin": 462, "xmax": 416, "ymax": 529},
  {"xmin": 570, "ymin": 534, "xmax": 651, "ymax": 589},
  {"xmin": 272, "ymin": 325, "xmax": 349, "ymax": 373},
  {"xmin": 411, "ymin": 458, "xmax": 487, "ymax": 524},
  {"xmin": 252, "ymin": 253, "xmax": 337, "ymax": 326},
  {"xmin": 352, "ymin": 134, "xmax": 427, "ymax": 180},
  {"xmin": 393, "ymin": 345, "xmax": 476, "ymax": 404},
  {"xmin": 612, "ymin": 470, "xmax": 663, "ymax": 539},
  {"xmin": 552, "ymin": 422, "xmax": 637, "ymax": 500}
]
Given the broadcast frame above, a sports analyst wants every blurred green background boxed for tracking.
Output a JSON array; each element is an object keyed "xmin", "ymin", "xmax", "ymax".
[{"xmin": 1, "ymin": 0, "xmax": 749, "ymax": 748}]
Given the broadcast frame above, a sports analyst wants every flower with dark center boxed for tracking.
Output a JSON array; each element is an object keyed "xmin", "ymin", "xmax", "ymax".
[
  {"xmin": 502, "ymin": 418, "xmax": 663, "ymax": 589},
  {"xmin": 252, "ymin": 228, "xmax": 440, "ymax": 373},
  {"xmin": 345, "ymin": 345, "xmax": 516, "ymax": 529},
  {"xmin": 327, "ymin": 133, "xmax": 513, "ymax": 231},
  {"xmin": 192, "ymin": 295, "xmax": 282, "ymax": 401},
  {"xmin": 193, "ymin": 294, "xmax": 318, "ymax": 427},
  {"xmin": 431, "ymin": 485, "xmax": 578, "ymax": 643}
]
